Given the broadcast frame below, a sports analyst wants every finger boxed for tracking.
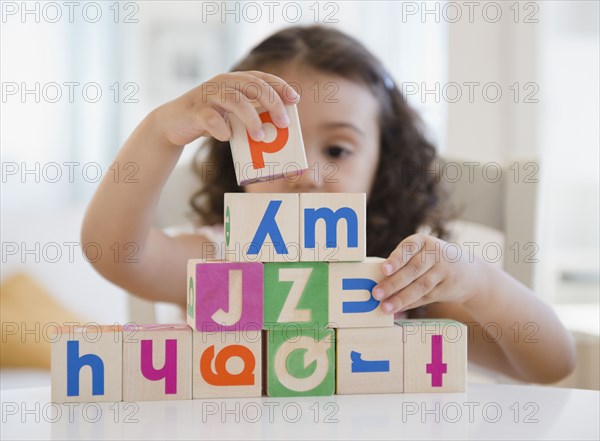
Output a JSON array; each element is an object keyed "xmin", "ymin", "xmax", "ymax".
[
  {"xmin": 381, "ymin": 234, "xmax": 427, "ymax": 276},
  {"xmin": 373, "ymin": 243, "xmax": 437, "ymax": 302},
  {"xmin": 206, "ymin": 88, "xmax": 265, "ymax": 141},
  {"xmin": 395, "ymin": 279, "xmax": 451, "ymax": 313},
  {"xmin": 246, "ymin": 70, "xmax": 301, "ymax": 103},
  {"xmin": 194, "ymin": 107, "xmax": 231, "ymax": 142},
  {"xmin": 218, "ymin": 72, "xmax": 290, "ymax": 129},
  {"xmin": 380, "ymin": 268, "xmax": 445, "ymax": 314}
]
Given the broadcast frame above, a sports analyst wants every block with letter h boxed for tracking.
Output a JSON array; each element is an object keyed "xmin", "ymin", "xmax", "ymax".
[{"xmin": 228, "ymin": 104, "xmax": 308, "ymax": 185}]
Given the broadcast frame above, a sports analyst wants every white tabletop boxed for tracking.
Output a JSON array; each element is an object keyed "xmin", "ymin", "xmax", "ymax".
[{"xmin": 1, "ymin": 384, "xmax": 598, "ymax": 440}]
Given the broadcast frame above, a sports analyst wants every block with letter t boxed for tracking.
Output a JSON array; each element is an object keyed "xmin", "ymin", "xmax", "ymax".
[
  {"xmin": 328, "ymin": 257, "xmax": 393, "ymax": 328},
  {"xmin": 187, "ymin": 259, "xmax": 263, "ymax": 332},
  {"xmin": 122, "ymin": 324, "xmax": 192, "ymax": 402},
  {"xmin": 224, "ymin": 193, "xmax": 300, "ymax": 262},
  {"xmin": 397, "ymin": 319, "xmax": 467, "ymax": 393},
  {"xmin": 51, "ymin": 324, "xmax": 122, "ymax": 403},
  {"xmin": 336, "ymin": 326, "xmax": 404, "ymax": 394},
  {"xmin": 300, "ymin": 193, "xmax": 366, "ymax": 262},
  {"xmin": 228, "ymin": 104, "xmax": 308, "ymax": 185}
]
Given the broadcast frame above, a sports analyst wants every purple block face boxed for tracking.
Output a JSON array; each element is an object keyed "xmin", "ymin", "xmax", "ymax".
[{"xmin": 194, "ymin": 262, "xmax": 263, "ymax": 332}]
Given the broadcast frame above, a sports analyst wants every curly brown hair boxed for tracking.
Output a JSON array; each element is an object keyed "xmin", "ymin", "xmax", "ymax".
[{"xmin": 191, "ymin": 25, "xmax": 452, "ymax": 258}]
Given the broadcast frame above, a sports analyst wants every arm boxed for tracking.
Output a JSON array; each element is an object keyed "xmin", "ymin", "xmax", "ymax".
[
  {"xmin": 81, "ymin": 71, "xmax": 299, "ymax": 306},
  {"xmin": 424, "ymin": 262, "xmax": 576, "ymax": 383},
  {"xmin": 373, "ymin": 234, "xmax": 576, "ymax": 383}
]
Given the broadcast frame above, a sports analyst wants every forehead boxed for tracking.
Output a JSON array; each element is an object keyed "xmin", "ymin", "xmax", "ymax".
[{"xmin": 269, "ymin": 65, "xmax": 380, "ymax": 135}]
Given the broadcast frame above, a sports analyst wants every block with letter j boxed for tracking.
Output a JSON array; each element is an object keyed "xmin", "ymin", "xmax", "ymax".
[{"xmin": 187, "ymin": 259, "xmax": 263, "ymax": 332}]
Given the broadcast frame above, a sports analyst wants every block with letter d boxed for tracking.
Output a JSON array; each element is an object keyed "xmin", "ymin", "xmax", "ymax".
[
  {"xmin": 266, "ymin": 327, "xmax": 335, "ymax": 397},
  {"xmin": 397, "ymin": 319, "xmax": 467, "ymax": 393},
  {"xmin": 192, "ymin": 329, "xmax": 262, "ymax": 398},
  {"xmin": 122, "ymin": 324, "xmax": 192, "ymax": 402},
  {"xmin": 228, "ymin": 104, "xmax": 308, "ymax": 185},
  {"xmin": 300, "ymin": 193, "xmax": 366, "ymax": 262},
  {"xmin": 336, "ymin": 326, "xmax": 404, "ymax": 394},
  {"xmin": 224, "ymin": 193, "xmax": 299, "ymax": 262},
  {"xmin": 187, "ymin": 259, "xmax": 263, "ymax": 332},
  {"xmin": 51, "ymin": 324, "xmax": 122, "ymax": 403},
  {"xmin": 263, "ymin": 261, "xmax": 329, "ymax": 329},
  {"xmin": 328, "ymin": 257, "xmax": 393, "ymax": 328}
]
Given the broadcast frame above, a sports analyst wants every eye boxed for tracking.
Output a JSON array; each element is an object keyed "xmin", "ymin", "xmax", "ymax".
[{"xmin": 325, "ymin": 145, "xmax": 351, "ymax": 159}]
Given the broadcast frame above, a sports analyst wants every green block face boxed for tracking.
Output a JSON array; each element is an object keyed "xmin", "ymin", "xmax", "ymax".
[
  {"xmin": 266, "ymin": 327, "xmax": 335, "ymax": 397},
  {"xmin": 264, "ymin": 262, "xmax": 328, "ymax": 329}
]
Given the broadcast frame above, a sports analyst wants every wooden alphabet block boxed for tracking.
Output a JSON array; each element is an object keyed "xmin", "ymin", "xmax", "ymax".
[
  {"xmin": 224, "ymin": 193, "xmax": 300, "ymax": 262},
  {"xmin": 51, "ymin": 325, "xmax": 122, "ymax": 403},
  {"xmin": 328, "ymin": 258, "xmax": 394, "ymax": 328},
  {"xmin": 122, "ymin": 324, "xmax": 192, "ymax": 402},
  {"xmin": 397, "ymin": 319, "xmax": 467, "ymax": 393},
  {"xmin": 192, "ymin": 330, "xmax": 262, "ymax": 398},
  {"xmin": 187, "ymin": 259, "xmax": 263, "ymax": 332},
  {"xmin": 336, "ymin": 326, "xmax": 404, "ymax": 394},
  {"xmin": 266, "ymin": 327, "xmax": 335, "ymax": 397},
  {"xmin": 263, "ymin": 262, "xmax": 328, "ymax": 329},
  {"xmin": 228, "ymin": 104, "xmax": 308, "ymax": 185},
  {"xmin": 300, "ymin": 193, "xmax": 366, "ymax": 262}
]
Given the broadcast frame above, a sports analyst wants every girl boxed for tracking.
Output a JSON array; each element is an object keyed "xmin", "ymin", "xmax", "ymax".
[{"xmin": 82, "ymin": 25, "xmax": 575, "ymax": 383}]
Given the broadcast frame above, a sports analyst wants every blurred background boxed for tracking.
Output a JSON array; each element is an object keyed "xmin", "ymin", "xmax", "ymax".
[{"xmin": 1, "ymin": 1, "xmax": 598, "ymax": 389}]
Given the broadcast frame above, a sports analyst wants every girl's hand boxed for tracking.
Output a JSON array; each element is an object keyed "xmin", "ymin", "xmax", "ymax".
[
  {"xmin": 372, "ymin": 233, "xmax": 488, "ymax": 317},
  {"xmin": 152, "ymin": 70, "xmax": 301, "ymax": 147}
]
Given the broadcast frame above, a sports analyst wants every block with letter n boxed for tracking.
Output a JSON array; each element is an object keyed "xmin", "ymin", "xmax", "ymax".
[
  {"xmin": 300, "ymin": 193, "xmax": 366, "ymax": 262},
  {"xmin": 328, "ymin": 257, "xmax": 393, "ymax": 328},
  {"xmin": 228, "ymin": 104, "xmax": 308, "ymax": 185},
  {"xmin": 51, "ymin": 324, "xmax": 123, "ymax": 403},
  {"xmin": 187, "ymin": 259, "xmax": 263, "ymax": 332},
  {"xmin": 397, "ymin": 319, "xmax": 467, "ymax": 393}
]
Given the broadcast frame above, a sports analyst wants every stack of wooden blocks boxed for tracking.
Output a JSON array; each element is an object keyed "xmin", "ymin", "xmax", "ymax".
[{"xmin": 51, "ymin": 104, "xmax": 466, "ymax": 403}]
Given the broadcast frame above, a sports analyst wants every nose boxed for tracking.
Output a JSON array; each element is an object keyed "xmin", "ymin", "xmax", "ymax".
[{"xmin": 288, "ymin": 146, "xmax": 326, "ymax": 192}]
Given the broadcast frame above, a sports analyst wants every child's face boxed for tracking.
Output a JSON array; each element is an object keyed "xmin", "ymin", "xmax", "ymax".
[{"xmin": 244, "ymin": 65, "xmax": 380, "ymax": 196}]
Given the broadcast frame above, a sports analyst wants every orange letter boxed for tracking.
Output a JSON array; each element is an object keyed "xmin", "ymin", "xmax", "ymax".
[
  {"xmin": 248, "ymin": 111, "xmax": 289, "ymax": 169},
  {"xmin": 200, "ymin": 345, "xmax": 255, "ymax": 386}
]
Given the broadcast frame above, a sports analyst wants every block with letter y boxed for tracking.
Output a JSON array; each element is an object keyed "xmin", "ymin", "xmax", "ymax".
[
  {"xmin": 187, "ymin": 259, "xmax": 263, "ymax": 332},
  {"xmin": 224, "ymin": 193, "xmax": 299, "ymax": 262},
  {"xmin": 328, "ymin": 257, "xmax": 393, "ymax": 328},
  {"xmin": 397, "ymin": 319, "xmax": 467, "ymax": 393}
]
